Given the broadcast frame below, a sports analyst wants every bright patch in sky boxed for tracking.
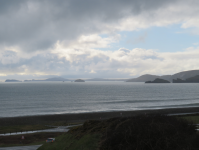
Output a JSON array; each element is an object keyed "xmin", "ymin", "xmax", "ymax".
[{"xmin": 99, "ymin": 24, "xmax": 199, "ymax": 52}]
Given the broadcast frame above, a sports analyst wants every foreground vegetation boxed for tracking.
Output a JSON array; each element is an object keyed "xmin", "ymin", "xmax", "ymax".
[
  {"xmin": 0, "ymin": 121, "xmax": 83, "ymax": 135},
  {"xmin": 0, "ymin": 132, "xmax": 62, "ymax": 147},
  {"xmin": 39, "ymin": 114, "xmax": 199, "ymax": 150},
  {"xmin": 0, "ymin": 122, "xmax": 83, "ymax": 147},
  {"xmin": 180, "ymin": 114, "xmax": 199, "ymax": 124},
  {"xmin": 1, "ymin": 114, "xmax": 199, "ymax": 149},
  {"xmin": 38, "ymin": 133, "xmax": 101, "ymax": 150},
  {"xmin": 0, "ymin": 124, "xmax": 52, "ymax": 135}
]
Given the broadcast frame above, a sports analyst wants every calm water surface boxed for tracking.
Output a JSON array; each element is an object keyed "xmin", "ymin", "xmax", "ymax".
[{"xmin": 0, "ymin": 81, "xmax": 199, "ymax": 117}]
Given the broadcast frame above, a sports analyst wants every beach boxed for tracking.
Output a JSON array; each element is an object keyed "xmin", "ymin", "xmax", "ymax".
[{"xmin": 1, "ymin": 107, "xmax": 199, "ymax": 126}]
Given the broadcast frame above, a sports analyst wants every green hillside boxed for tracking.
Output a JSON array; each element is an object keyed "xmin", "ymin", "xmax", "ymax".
[{"xmin": 38, "ymin": 114, "xmax": 199, "ymax": 150}]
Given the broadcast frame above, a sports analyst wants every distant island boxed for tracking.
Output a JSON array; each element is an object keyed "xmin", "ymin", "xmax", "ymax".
[
  {"xmin": 145, "ymin": 78, "xmax": 170, "ymax": 83},
  {"xmin": 74, "ymin": 79, "xmax": 85, "ymax": 82},
  {"xmin": 173, "ymin": 75, "xmax": 199, "ymax": 83},
  {"xmin": 23, "ymin": 77, "xmax": 127, "ymax": 82},
  {"xmin": 86, "ymin": 78, "xmax": 127, "ymax": 81},
  {"xmin": 7, "ymin": 70, "xmax": 199, "ymax": 83},
  {"xmin": 24, "ymin": 77, "xmax": 69, "ymax": 82},
  {"xmin": 23, "ymin": 77, "xmax": 128, "ymax": 82},
  {"xmin": 5, "ymin": 79, "xmax": 22, "ymax": 82}
]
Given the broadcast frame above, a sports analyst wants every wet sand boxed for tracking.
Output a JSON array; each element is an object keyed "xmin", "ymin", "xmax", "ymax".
[{"xmin": 1, "ymin": 107, "xmax": 199, "ymax": 126}]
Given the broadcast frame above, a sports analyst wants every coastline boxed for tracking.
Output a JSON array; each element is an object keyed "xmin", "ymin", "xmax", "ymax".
[{"xmin": 1, "ymin": 107, "xmax": 199, "ymax": 126}]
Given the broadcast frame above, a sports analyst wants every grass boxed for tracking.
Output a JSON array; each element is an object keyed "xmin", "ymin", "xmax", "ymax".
[
  {"xmin": 0, "ymin": 125, "xmax": 53, "ymax": 134},
  {"xmin": 0, "ymin": 121, "xmax": 84, "ymax": 148},
  {"xmin": 48, "ymin": 121, "xmax": 83, "ymax": 126},
  {"xmin": 1, "ymin": 114, "xmax": 199, "ymax": 149},
  {"xmin": 0, "ymin": 141, "xmax": 45, "ymax": 147},
  {"xmin": 67, "ymin": 125, "xmax": 82, "ymax": 130},
  {"xmin": 40, "ymin": 114, "xmax": 199, "ymax": 150},
  {"xmin": 180, "ymin": 115, "xmax": 199, "ymax": 124},
  {"xmin": 46, "ymin": 121, "xmax": 68, "ymax": 126},
  {"xmin": 0, "ymin": 121, "xmax": 83, "ymax": 135},
  {"xmin": 0, "ymin": 132, "xmax": 63, "ymax": 147},
  {"xmin": 37, "ymin": 133, "xmax": 101, "ymax": 150}
]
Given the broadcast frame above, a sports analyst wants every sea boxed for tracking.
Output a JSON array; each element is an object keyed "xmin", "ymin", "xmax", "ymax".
[{"xmin": 0, "ymin": 81, "xmax": 199, "ymax": 118}]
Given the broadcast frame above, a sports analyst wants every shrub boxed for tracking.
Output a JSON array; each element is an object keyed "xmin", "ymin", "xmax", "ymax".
[{"xmin": 100, "ymin": 114, "xmax": 199, "ymax": 150}]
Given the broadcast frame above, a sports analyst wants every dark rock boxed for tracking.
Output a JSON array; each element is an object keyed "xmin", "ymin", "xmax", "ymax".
[
  {"xmin": 5, "ymin": 79, "xmax": 22, "ymax": 82},
  {"xmin": 74, "ymin": 79, "xmax": 85, "ymax": 82},
  {"xmin": 145, "ymin": 78, "xmax": 170, "ymax": 83}
]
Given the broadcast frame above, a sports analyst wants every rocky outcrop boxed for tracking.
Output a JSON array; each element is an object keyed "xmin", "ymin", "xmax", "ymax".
[
  {"xmin": 145, "ymin": 78, "xmax": 170, "ymax": 83},
  {"xmin": 5, "ymin": 79, "xmax": 22, "ymax": 82},
  {"xmin": 74, "ymin": 79, "xmax": 85, "ymax": 82}
]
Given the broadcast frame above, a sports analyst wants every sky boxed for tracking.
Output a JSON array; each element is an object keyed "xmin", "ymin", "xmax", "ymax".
[{"xmin": 1, "ymin": 0, "xmax": 199, "ymax": 80}]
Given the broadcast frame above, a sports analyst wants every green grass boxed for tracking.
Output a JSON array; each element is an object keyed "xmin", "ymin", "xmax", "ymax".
[
  {"xmin": 67, "ymin": 125, "xmax": 82, "ymax": 130},
  {"xmin": 0, "ymin": 141, "xmax": 45, "ymax": 147},
  {"xmin": 0, "ymin": 121, "xmax": 84, "ymax": 135},
  {"xmin": 37, "ymin": 133, "xmax": 101, "ymax": 150},
  {"xmin": 179, "ymin": 115, "xmax": 199, "ymax": 124},
  {"xmin": 46, "ymin": 121, "xmax": 83, "ymax": 127},
  {"xmin": 0, "ymin": 132, "xmax": 63, "ymax": 147},
  {"xmin": 47, "ymin": 121, "xmax": 69, "ymax": 126},
  {"xmin": 0, "ymin": 125, "xmax": 52, "ymax": 134},
  {"xmin": 0, "ymin": 121, "xmax": 83, "ymax": 134}
]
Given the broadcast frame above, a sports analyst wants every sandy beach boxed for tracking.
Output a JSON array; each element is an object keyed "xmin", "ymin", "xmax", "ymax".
[{"xmin": 1, "ymin": 107, "xmax": 199, "ymax": 126}]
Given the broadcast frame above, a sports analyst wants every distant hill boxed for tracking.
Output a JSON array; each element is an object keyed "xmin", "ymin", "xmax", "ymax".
[
  {"xmin": 86, "ymin": 78, "xmax": 127, "ymax": 81},
  {"xmin": 24, "ymin": 77, "xmax": 70, "ymax": 82},
  {"xmin": 24, "ymin": 77, "xmax": 127, "ymax": 82},
  {"xmin": 172, "ymin": 78, "xmax": 186, "ymax": 83},
  {"xmin": 5, "ymin": 79, "xmax": 22, "ymax": 82},
  {"xmin": 172, "ymin": 70, "xmax": 199, "ymax": 80},
  {"xmin": 45, "ymin": 77, "xmax": 69, "ymax": 81},
  {"xmin": 173, "ymin": 75, "xmax": 199, "ymax": 83},
  {"xmin": 126, "ymin": 70, "xmax": 199, "ymax": 82},
  {"xmin": 126, "ymin": 74, "xmax": 171, "ymax": 82},
  {"xmin": 145, "ymin": 78, "xmax": 170, "ymax": 83}
]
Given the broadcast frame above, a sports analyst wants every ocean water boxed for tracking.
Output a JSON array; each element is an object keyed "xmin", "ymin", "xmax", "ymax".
[{"xmin": 0, "ymin": 81, "xmax": 199, "ymax": 118}]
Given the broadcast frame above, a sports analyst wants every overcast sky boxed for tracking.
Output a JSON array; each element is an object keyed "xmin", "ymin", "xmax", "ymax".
[{"xmin": 1, "ymin": 0, "xmax": 199, "ymax": 80}]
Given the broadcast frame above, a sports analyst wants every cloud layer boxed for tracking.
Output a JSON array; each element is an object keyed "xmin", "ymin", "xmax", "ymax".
[
  {"xmin": 1, "ymin": 0, "xmax": 199, "ymax": 51},
  {"xmin": 1, "ymin": 0, "xmax": 199, "ymax": 79},
  {"xmin": 1, "ymin": 44, "xmax": 199, "ymax": 79}
]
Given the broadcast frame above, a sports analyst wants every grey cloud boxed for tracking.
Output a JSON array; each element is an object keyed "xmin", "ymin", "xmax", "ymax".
[
  {"xmin": 0, "ymin": 0, "xmax": 25, "ymax": 14},
  {"xmin": 0, "ymin": 0, "xmax": 178, "ymax": 52}
]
